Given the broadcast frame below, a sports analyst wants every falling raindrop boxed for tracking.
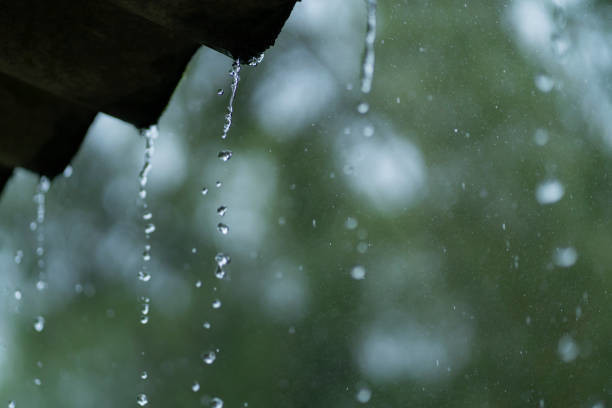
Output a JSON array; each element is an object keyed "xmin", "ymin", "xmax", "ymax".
[
  {"xmin": 218, "ymin": 150, "xmax": 233, "ymax": 162},
  {"xmin": 217, "ymin": 88, "xmax": 224, "ymax": 95},
  {"xmin": 345, "ymin": 217, "xmax": 359, "ymax": 230},
  {"xmin": 63, "ymin": 165, "xmax": 74, "ymax": 178},
  {"xmin": 140, "ymin": 371, "xmax": 148, "ymax": 380},
  {"xmin": 248, "ymin": 53, "xmax": 265, "ymax": 66},
  {"xmin": 553, "ymin": 247, "xmax": 578, "ymax": 268},
  {"xmin": 215, "ymin": 181, "xmax": 222, "ymax": 188},
  {"xmin": 202, "ymin": 187, "xmax": 209, "ymax": 196},
  {"xmin": 558, "ymin": 334, "xmax": 579, "ymax": 362},
  {"xmin": 536, "ymin": 180, "xmax": 565, "ymax": 204},
  {"xmin": 203, "ymin": 321, "xmax": 211, "ymax": 329},
  {"xmin": 211, "ymin": 397, "xmax": 224, "ymax": 408},
  {"xmin": 192, "ymin": 381, "xmax": 200, "ymax": 392},
  {"xmin": 143, "ymin": 244, "xmax": 151, "ymax": 261},
  {"xmin": 362, "ymin": 125, "xmax": 375, "ymax": 137},
  {"xmin": 357, "ymin": 102, "xmax": 370, "ymax": 114},
  {"xmin": 202, "ymin": 351, "xmax": 217, "ymax": 365},
  {"xmin": 195, "ymin": 280, "xmax": 203, "ymax": 288},
  {"xmin": 34, "ymin": 316, "xmax": 45, "ymax": 332},
  {"xmin": 356, "ymin": 386, "xmax": 372, "ymax": 403},
  {"xmin": 360, "ymin": 0, "xmax": 377, "ymax": 94},
  {"xmin": 534, "ymin": 128, "xmax": 549, "ymax": 146},
  {"xmin": 14, "ymin": 290, "xmax": 22, "ymax": 300},
  {"xmin": 215, "ymin": 253, "xmax": 231, "ymax": 268},
  {"xmin": 535, "ymin": 74, "xmax": 555, "ymax": 93},
  {"xmin": 215, "ymin": 266, "xmax": 226, "ymax": 280},
  {"xmin": 33, "ymin": 378, "xmax": 41, "ymax": 386},
  {"xmin": 221, "ymin": 60, "xmax": 241, "ymax": 140},
  {"xmin": 144, "ymin": 224, "xmax": 156, "ymax": 235},
  {"xmin": 136, "ymin": 393, "xmax": 148, "ymax": 406},
  {"xmin": 36, "ymin": 280, "xmax": 47, "ymax": 291},
  {"xmin": 14, "ymin": 250, "xmax": 23, "ymax": 264},
  {"xmin": 142, "ymin": 212, "xmax": 152, "ymax": 221},
  {"xmin": 217, "ymin": 223, "xmax": 229, "ymax": 235},
  {"xmin": 212, "ymin": 299, "xmax": 222, "ymax": 309},
  {"xmin": 351, "ymin": 265, "xmax": 367, "ymax": 280},
  {"xmin": 217, "ymin": 206, "xmax": 228, "ymax": 217},
  {"xmin": 140, "ymin": 316, "xmax": 149, "ymax": 325},
  {"xmin": 8, "ymin": 401, "xmax": 16, "ymax": 408},
  {"xmin": 138, "ymin": 270, "xmax": 151, "ymax": 282}
]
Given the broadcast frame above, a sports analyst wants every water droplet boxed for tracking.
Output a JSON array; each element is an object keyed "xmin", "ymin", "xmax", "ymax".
[
  {"xmin": 203, "ymin": 321, "xmax": 211, "ymax": 329},
  {"xmin": 202, "ymin": 187, "xmax": 209, "ymax": 196},
  {"xmin": 534, "ymin": 128, "xmax": 549, "ymax": 146},
  {"xmin": 63, "ymin": 165, "xmax": 74, "ymax": 178},
  {"xmin": 212, "ymin": 299, "xmax": 222, "ymax": 309},
  {"xmin": 137, "ymin": 393, "xmax": 148, "ymax": 406},
  {"xmin": 215, "ymin": 252, "xmax": 231, "ymax": 267},
  {"xmin": 142, "ymin": 212, "xmax": 152, "ymax": 220},
  {"xmin": 211, "ymin": 397, "xmax": 224, "ymax": 408},
  {"xmin": 29, "ymin": 222, "xmax": 37, "ymax": 231},
  {"xmin": 217, "ymin": 223, "xmax": 229, "ymax": 235},
  {"xmin": 536, "ymin": 180, "xmax": 565, "ymax": 204},
  {"xmin": 214, "ymin": 266, "xmax": 226, "ymax": 279},
  {"xmin": 202, "ymin": 351, "xmax": 217, "ymax": 365},
  {"xmin": 558, "ymin": 334, "xmax": 579, "ymax": 362},
  {"xmin": 191, "ymin": 247, "xmax": 197, "ymax": 254},
  {"xmin": 34, "ymin": 316, "xmax": 45, "ymax": 332},
  {"xmin": 14, "ymin": 250, "xmax": 23, "ymax": 264},
  {"xmin": 192, "ymin": 381, "xmax": 200, "ymax": 392},
  {"xmin": 195, "ymin": 280, "xmax": 203, "ymax": 288},
  {"xmin": 36, "ymin": 280, "xmax": 47, "ymax": 291},
  {"xmin": 140, "ymin": 371, "xmax": 148, "ymax": 380},
  {"xmin": 553, "ymin": 247, "xmax": 578, "ymax": 268},
  {"xmin": 142, "ymin": 247, "xmax": 152, "ymax": 262},
  {"xmin": 217, "ymin": 88, "xmax": 224, "ymax": 95},
  {"xmin": 138, "ymin": 271, "xmax": 151, "ymax": 282},
  {"xmin": 8, "ymin": 401, "xmax": 16, "ymax": 408},
  {"xmin": 248, "ymin": 53, "xmax": 265, "ymax": 66},
  {"xmin": 535, "ymin": 74, "xmax": 555, "ymax": 93},
  {"xmin": 218, "ymin": 150, "xmax": 233, "ymax": 162},
  {"xmin": 39, "ymin": 176, "xmax": 50, "ymax": 193},
  {"xmin": 356, "ymin": 386, "xmax": 372, "ymax": 403},
  {"xmin": 351, "ymin": 265, "xmax": 367, "ymax": 280},
  {"xmin": 363, "ymin": 125, "xmax": 375, "ymax": 137},
  {"xmin": 140, "ymin": 315, "xmax": 149, "ymax": 325},
  {"xmin": 144, "ymin": 224, "xmax": 156, "ymax": 235},
  {"xmin": 217, "ymin": 206, "xmax": 228, "ymax": 217},
  {"xmin": 33, "ymin": 378, "xmax": 41, "ymax": 386},
  {"xmin": 345, "ymin": 217, "xmax": 358, "ymax": 230},
  {"xmin": 357, "ymin": 102, "xmax": 370, "ymax": 114}
]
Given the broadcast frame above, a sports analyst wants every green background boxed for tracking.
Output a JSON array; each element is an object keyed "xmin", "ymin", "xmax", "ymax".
[{"xmin": 1, "ymin": 0, "xmax": 611, "ymax": 406}]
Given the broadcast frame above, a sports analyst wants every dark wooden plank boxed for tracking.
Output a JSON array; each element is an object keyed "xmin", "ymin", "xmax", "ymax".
[{"xmin": 0, "ymin": 0, "xmax": 299, "ymax": 196}]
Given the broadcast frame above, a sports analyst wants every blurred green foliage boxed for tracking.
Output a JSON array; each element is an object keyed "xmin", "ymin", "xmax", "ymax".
[{"xmin": 1, "ymin": 0, "xmax": 611, "ymax": 407}]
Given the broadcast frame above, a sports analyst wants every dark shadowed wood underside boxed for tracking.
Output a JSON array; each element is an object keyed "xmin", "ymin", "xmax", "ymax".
[{"xmin": 0, "ymin": 0, "xmax": 299, "ymax": 194}]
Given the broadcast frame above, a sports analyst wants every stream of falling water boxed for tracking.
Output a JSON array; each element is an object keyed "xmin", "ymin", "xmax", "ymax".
[
  {"xmin": 32, "ymin": 176, "xmax": 51, "ymax": 294},
  {"xmin": 221, "ymin": 60, "xmax": 242, "ymax": 140},
  {"xmin": 136, "ymin": 125, "xmax": 158, "ymax": 407},
  {"xmin": 360, "ymin": 0, "xmax": 377, "ymax": 95},
  {"xmin": 192, "ymin": 53, "xmax": 264, "ymax": 408}
]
